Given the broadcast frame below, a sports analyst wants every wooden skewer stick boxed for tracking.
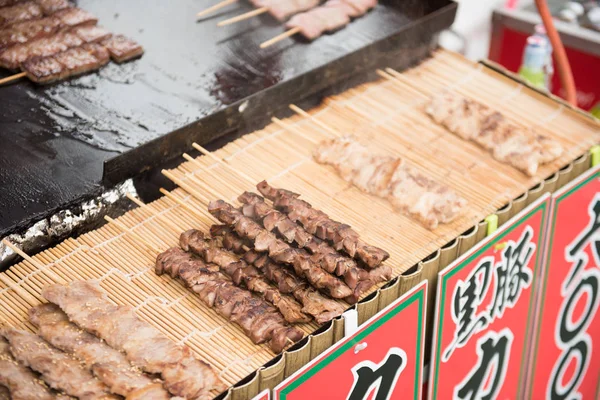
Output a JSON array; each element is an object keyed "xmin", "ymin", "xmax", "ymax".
[
  {"xmin": 260, "ymin": 27, "xmax": 301, "ymax": 49},
  {"xmin": 271, "ymin": 117, "xmax": 319, "ymax": 144},
  {"xmin": 217, "ymin": 7, "xmax": 268, "ymax": 26},
  {"xmin": 192, "ymin": 143, "xmax": 255, "ymax": 184},
  {"xmin": 289, "ymin": 104, "xmax": 340, "ymax": 138},
  {"xmin": 161, "ymin": 170, "xmax": 211, "ymax": 205},
  {"xmin": 126, "ymin": 193, "xmax": 182, "ymax": 235},
  {"xmin": 159, "ymin": 188, "xmax": 208, "ymax": 220},
  {"xmin": 197, "ymin": 0, "xmax": 237, "ymax": 18},
  {"xmin": 2, "ymin": 239, "xmax": 68, "ymax": 286},
  {"xmin": 182, "ymin": 153, "xmax": 247, "ymax": 189},
  {"xmin": 104, "ymin": 215, "xmax": 161, "ymax": 254},
  {"xmin": 0, "ymin": 71, "xmax": 26, "ymax": 86}
]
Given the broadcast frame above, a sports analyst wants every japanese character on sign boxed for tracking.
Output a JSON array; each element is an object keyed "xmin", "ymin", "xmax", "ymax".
[{"xmin": 444, "ymin": 227, "xmax": 535, "ymax": 362}]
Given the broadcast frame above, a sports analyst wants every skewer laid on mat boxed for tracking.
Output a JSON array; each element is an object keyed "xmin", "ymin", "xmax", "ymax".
[
  {"xmin": 0, "ymin": 72, "xmax": 26, "ymax": 86},
  {"xmin": 217, "ymin": 7, "xmax": 268, "ymax": 26},
  {"xmin": 197, "ymin": 0, "xmax": 238, "ymax": 18}
]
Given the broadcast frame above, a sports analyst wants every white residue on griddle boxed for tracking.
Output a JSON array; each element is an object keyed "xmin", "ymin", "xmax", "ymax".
[{"xmin": 98, "ymin": 62, "xmax": 140, "ymax": 85}]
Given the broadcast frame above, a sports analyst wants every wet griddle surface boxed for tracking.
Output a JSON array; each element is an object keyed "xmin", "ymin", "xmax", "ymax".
[{"xmin": 0, "ymin": 0, "xmax": 456, "ymax": 236}]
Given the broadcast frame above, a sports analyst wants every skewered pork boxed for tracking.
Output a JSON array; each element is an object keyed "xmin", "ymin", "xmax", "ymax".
[
  {"xmin": 101, "ymin": 34, "xmax": 143, "ymax": 63},
  {"xmin": 426, "ymin": 91, "xmax": 563, "ymax": 176},
  {"xmin": 0, "ymin": 2, "xmax": 43, "ymax": 28},
  {"xmin": 21, "ymin": 42, "xmax": 108, "ymax": 83},
  {"xmin": 72, "ymin": 25, "xmax": 111, "ymax": 43},
  {"xmin": 0, "ymin": 17, "xmax": 62, "ymax": 51},
  {"xmin": 212, "ymin": 225, "xmax": 346, "ymax": 324},
  {"xmin": 0, "ymin": 336, "xmax": 56, "ymax": 400},
  {"xmin": 53, "ymin": 7, "xmax": 96, "ymax": 28},
  {"xmin": 29, "ymin": 303, "xmax": 170, "ymax": 400},
  {"xmin": 314, "ymin": 136, "xmax": 467, "ymax": 229},
  {"xmin": 35, "ymin": 0, "xmax": 72, "ymax": 14},
  {"xmin": 180, "ymin": 229, "xmax": 311, "ymax": 323},
  {"xmin": 250, "ymin": 0, "xmax": 319, "ymax": 21},
  {"xmin": 257, "ymin": 181, "xmax": 390, "ymax": 268},
  {"xmin": 42, "ymin": 280, "xmax": 225, "ymax": 400},
  {"xmin": 0, "ymin": 31, "xmax": 81, "ymax": 69},
  {"xmin": 285, "ymin": 0, "xmax": 376, "ymax": 40},
  {"xmin": 1, "ymin": 328, "xmax": 117, "ymax": 400},
  {"xmin": 238, "ymin": 191, "xmax": 392, "ymax": 301},
  {"xmin": 209, "ymin": 199, "xmax": 354, "ymax": 300},
  {"xmin": 156, "ymin": 247, "xmax": 304, "ymax": 353}
]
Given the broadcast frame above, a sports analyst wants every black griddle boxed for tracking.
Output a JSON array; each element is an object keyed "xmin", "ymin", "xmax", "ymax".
[{"xmin": 0, "ymin": 0, "xmax": 457, "ymax": 240}]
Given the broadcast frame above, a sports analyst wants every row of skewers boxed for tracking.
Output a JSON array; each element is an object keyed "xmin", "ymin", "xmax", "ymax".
[
  {"xmin": 0, "ymin": 0, "xmax": 143, "ymax": 85},
  {"xmin": 155, "ymin": 180, "xmax": 393, "ymax": 354},
  {"xmin": 198, "ymin": 0, "xmax": 378, "ymax": 48}
]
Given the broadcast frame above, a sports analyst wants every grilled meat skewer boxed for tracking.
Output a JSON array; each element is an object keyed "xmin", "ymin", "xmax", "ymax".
[
  {"xmin": 156, "ymin": 247, "xmax": 304, "ymax": 353},
  {"xmin": 29, "ymin": 303, "xmax": 170, "ymax": 399},
  {"xmin": 42, "ymin": 280, "xmax": 225, "ymax": 400},
  {"xmin": 0, "ymin": 2, "xmax": 43, "ymax": 29},
  {"xmin": 180, "ymin": 229, "xmax": 311, "ymax": 324},
  {"xmin": 238, "ymin": 191, "xmax": 392, "ymax": 301},
  {"xmin": 257, "ymin": 181, "xmax": 390, "ymax": 268},
  {"xmin": 0, "ymin": 336, "xmax": 56, "ymax": 400},
  {"xmin": 1, "ymin": 328, "xmax": 117, "ymax": 400},
  {"xmin": 208, "ymin": 199, "xmax": 353, "ymax": 300},
  {"xmin": 212, "ymin": 225, "xmax": 346, "ymax": 324}
]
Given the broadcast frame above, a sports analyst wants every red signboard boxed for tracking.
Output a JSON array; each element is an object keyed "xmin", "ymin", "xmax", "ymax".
[
  {"xmin": 429, "ymin": 194, "xmax": 550, "ymax": 399},
  {"xmin": 526, "ymin": 166, "xmax": 600, "ymax": 400},
  {"xmin": 274, "ymin": 280, "xmax": 427, "ymax": 400}
]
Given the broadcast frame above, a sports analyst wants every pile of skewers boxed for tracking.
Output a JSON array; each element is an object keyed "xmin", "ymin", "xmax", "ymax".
[
  {"xmin": 0, "ymin": 0, "xmax": 143, "ymax": 86},
  {"xmin": 155, "ymin": 181, "xmax": 393, "ymax": 353},
  {"xmin": 0, "ymin": 280, "xmax": 226, "ymax": 400},
  {"xmin": 198, "ymin": 0, "xmax": 378, "ymax": 48}
]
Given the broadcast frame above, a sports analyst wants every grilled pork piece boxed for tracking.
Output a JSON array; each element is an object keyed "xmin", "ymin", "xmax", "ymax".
[
  {"xmin": 35, "ymin": 0, "xmax": 71, "ymax": 14},
  {"xmin": 285, "ymin": 0, "xmax": 376, "ymax": 40},
  {"xmin": 53, "ymin": 7, "xmax": 96, "ymax": 28},
  {"xmin": 209, "ymin": 199, "xmax": 354, "ymax": 300},
  {"xmin": 180, "ymin": 229, "xmax": 311, "ymax": 323},
  {"xmin": 426, "ymin": 91, "xmax": 563, "ymax": 176},
  {"xmin": 73, "ymin": 25, "xmax": 111, "ymax": 43},
  {"xmin": 21, "ymin": 54, "xmax": 66, "ymax": 82},
  {"xmin": 29, "ymin": 303, "xmax": 170, "ymax": 399},
  {"xmin": 314, "ymin": 136, "xmax": 467, "ymax": 230},
  {"xmin": 0, "ymin": 336, "xmax": 56, "ymax": 400},
  {"xmin": 0, "ymin": 16, "xmax": 62, "ymax": 51},
  {"xmin": 213, "ymin": 226, "xmax": 346, "ymax": 324},
  {"xmin": 156, "ymin": 247, "xmax": 304, "ymax": 353},
  {"xmin": 21, "ymin": 43, "xmax": 109, "ymax": 83},
  {"xmin": 42, "ymin": 280, "xmax": 225, "ymax": 400},
  {"xmin": 257, "ymin": 181, "xmax": 390, "ymax": 268},
  {"xmin": 0, "ymin": 2, "xmax": 43, "ymax": 28},
  {"xmin": 238, "ymin": 191, "xmax": 392, "ymax": 301},
  {"xmin": 1, "ymin": 328, "xmax": 117, "ymax": 400},
  {"xmin": 0, "ymin": 385, "xmax": 8, "ymax": 400},
  {"xmin": 101, "ymin": 34, "xmax": 143, "ymax": 63},
  {"xmin": 0, "ymin": 31, "xmax": 81, "ymax": 69},
  {"xmin": 249, "ymin": 0, "xmax": 320, "ymax": 21}
]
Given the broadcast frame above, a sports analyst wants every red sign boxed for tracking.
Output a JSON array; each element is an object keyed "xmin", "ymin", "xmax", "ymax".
[
  {"xmin": 429, "ymin": 194, "xmax": 550, "ymax": 400},
  {"xmin": 526, "ymin": 166, "xmax": 600, "ymax": 399},
  {"xmin": 274, "ymin": 280, "xmax": 427, "ymax": 400},
  {"xmin": 252, "ymin": 389, "xmax": 270, "ymax": 400}
]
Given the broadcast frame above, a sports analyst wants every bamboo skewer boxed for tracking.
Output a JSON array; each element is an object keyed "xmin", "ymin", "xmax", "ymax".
[
  {"xmin": 197, "ymin": 0, "xmax": 237, "ymax": 18},
  {"xmin": 0, "ymin": 71, "xmax": 26, "ymax": 86},
  {"xmin": 193, "ymin": 143, "xmax": 256, "ymax": 184},
  {"xmin": 217, "ymin": 7, "xmax": 268, "ymax": 26},
  {"xmin": 260, "ymin": 27, "xmax": 301, "ymax": 49},
  {"xmin": 103, "ymin": 216, "xmax": 161, "ymax": 254},
  {"xmin": 289, "ymin": 104, "xmax": 340, "ymax": 137}
]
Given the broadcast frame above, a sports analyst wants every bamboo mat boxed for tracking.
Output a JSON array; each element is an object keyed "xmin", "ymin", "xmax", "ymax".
[{"xmin": 1, "ymin": 50, "xmax": 599, "ymax": 395}]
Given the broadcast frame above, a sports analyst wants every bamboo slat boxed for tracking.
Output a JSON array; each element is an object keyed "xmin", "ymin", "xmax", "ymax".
[{"xmin": 0, "ymin": 50, "xmax": 599, "ymax": 397}]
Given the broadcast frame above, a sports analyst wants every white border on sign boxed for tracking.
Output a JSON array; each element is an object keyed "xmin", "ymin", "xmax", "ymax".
[
  {"xmin": 273, "ymin": 279, "xmax": 428, "ymax": 400},
  {"xmin": 251, "ymin": 388, "xmax": 271, "ymax": 400}
]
